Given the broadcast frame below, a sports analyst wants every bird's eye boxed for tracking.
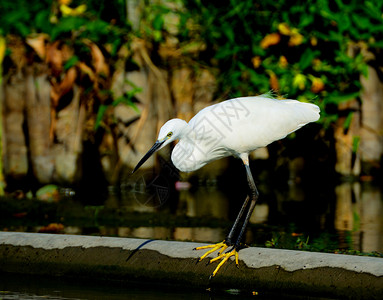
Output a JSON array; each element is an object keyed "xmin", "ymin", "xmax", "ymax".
[{"xmin": 167, "ymin": 132, "xmax": 173, "ymax": 138}]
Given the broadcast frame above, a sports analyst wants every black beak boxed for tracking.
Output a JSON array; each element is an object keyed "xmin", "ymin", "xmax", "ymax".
[{"xmin": 132, "ymin": 140, "xmax": 165, "ymax": 173}]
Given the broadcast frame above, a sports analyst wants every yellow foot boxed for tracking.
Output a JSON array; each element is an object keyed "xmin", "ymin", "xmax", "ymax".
[
  {"xmin": 194, "ymin": 240, "xmax": 239, "ymax": 278},
  {"xmin": 194, "ymin": 240, "xmax": 228, "ymax": 262},
  {"xmin": 208, "ymin": 248, "xmax": 239, "ymax": 279}
]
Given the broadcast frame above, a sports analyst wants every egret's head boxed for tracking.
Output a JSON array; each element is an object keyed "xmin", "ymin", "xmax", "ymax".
[
  {"xmin": 132, "ymin": 119, "xmax": 188, "ymax": 173},
  {"xmin": 157, "ymin": 118, "xmax": 188, "ymax": 149}
]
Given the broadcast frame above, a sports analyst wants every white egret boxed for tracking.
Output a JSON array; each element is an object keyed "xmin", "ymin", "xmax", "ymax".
[{"xmin": 133, "ymin": 95, "xmax": 320, "ymax": 278}]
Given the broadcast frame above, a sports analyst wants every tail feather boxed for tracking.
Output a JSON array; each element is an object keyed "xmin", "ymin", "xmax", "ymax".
[{"xmin": 285, "ymin": 100, "xmax": 320, "ymax": 123}]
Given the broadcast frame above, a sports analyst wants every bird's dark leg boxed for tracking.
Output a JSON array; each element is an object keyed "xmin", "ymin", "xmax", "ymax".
[
  {"xmin": 194, "ymin": 177, "xmax": 251, "ymax": 264},
  {"xmin": 233, "ymin": 162, "xmax": 259, "ymax": 247},
  {"xmin": 225, "ymin": 195, "xmax": 250, "ymax": 245},
  {"xmin": 195, "ymin": 154, "xmax": 260, "ymax": 278},
  {"xmin": 226, "ymin": 161, "xmax": 259, "ymax": 245},
  {"xmin": 197, "ymin": 196, "xmax": 250, "ymax": 264}
]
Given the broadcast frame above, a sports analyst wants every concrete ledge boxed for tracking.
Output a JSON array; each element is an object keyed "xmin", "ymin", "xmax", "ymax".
[{"xmin": 0, "ymin": 231, "xmax": 382, "ymax": 299}]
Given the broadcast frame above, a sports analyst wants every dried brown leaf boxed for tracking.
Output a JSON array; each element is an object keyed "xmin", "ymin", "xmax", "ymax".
[
  {"xmin": 77, "ymin": 61, "xmax": 96, "ymax": 82},
  {"xmin": 7, "ymin": 35, "xmax": 26, "ymax": 72},
  {"xmin": 59, "ymin": 67, "xmax": 77, "ymax": 98},
  {"xmin": 26, "ymin": 34, "xmax": 48, "ymax": 60},
  {"xmin": 269, "ymin": 72, "xmax": 279, "ymax": 91},
  {"xmin": 84, "ymin": 40, "xmax": 109, "ymax": 76},
  {"xmin": 50, "ymin": 90, "xmax": 60, "ymax": 108},
  {"xmin": 50, "ymin": 67, "xmax": 77, "ymax": 107},
  {"xmin": 61, "ymin": 43, "xmax": 74, "ymax": 62},
  {"xmin": 46, "ymin": 41, "xmax": 63, "ymax": 76}
]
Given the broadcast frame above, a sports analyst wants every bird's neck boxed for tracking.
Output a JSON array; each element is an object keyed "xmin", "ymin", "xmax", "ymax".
[
  {"xmin": 172, "ymin": 125, "xmax": 199, "ymax": 172},
  {"xmin": 177, "ymin": 122, "xmax": 195, "ymax": 141}
]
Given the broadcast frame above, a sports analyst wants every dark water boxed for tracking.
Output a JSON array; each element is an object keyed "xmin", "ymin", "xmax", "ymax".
[
  {"xmin": 0, "ymin": 273, "xmax": 208, "ymax": 300},
  {"xmin": 120, "ymin": 168, "xmax": 383, "ymax": 254},
  {"xmin": 1, "ymin": 176, "xmax": 382, "ymax": 299},
  {"xmin": 1, "ymin": 178, "xmax": 382, "ymax": 254},
  {"xmin": 1, "ymin": 150, "xmax": 383, "ymax": 255},
  {"xmin": 0, "ymin": 273, "xmax": 335, "ymax": 300}
]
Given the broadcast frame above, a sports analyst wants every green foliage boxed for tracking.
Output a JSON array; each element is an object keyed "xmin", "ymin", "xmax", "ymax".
[
  {"xmin": 2, "ymin": 0, "xmax": 383, "ymax": 128},
  {"xmin": 95, "ymin": 81, "xmax": 141, "ymax": 130},
  {"xmin": 0, "ymin": 0, "xmax": 51, "ymax": 36},
  {"xmin": 264, "ymin": 231, "xmax": 383, "ymax": 257},
  {"xmin": 179, "ymin": 0, "xmax": 383, "ymax": 122},
  {"xmin": 112, "ymin": 81, "xmax": 142, "ymax": 113},
  {"xmin": 139, "ymin": 2, "xmax": 183, "ymax": 42},
  {"xmin": 352, "ymin": 136, "xmax": 360, "ymax": 154},
  {"xmin": 84, "ymin": 205, "xmax": 104, "ymax": 227},
  {"xmin": 1, "ymin": 0, "xmax": 138, "ymax": 135},
  {"xmin": 64, "ymin": 55, "xmax": 80, "ymax": 70},
  {"xmin": 0, "ymin": 0, "xmax": 130, "ymax": 54},
  {"xmin": 95, "ymin": 104, "xmax": 109, "ymax": 130}
]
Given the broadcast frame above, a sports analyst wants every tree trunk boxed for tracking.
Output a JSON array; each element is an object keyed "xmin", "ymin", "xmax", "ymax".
[
  {"xmin": 172, "ymin": 66, "xmax": 194, "ymax": 121},
  {"xmin": 53, "ymin": 85, "xmax": 84, "ymax": 183},
  {"xmin": 25, "ymin": 68, "xmax": 53, "ymax": 183},
  {"xmin": 334, "ymin": 100, "xmax": 361, "ymax": 177},
  {"xmin": 110, "ymin": 39, "xmax": 172, "ymax": 173},
  {"xmin": 3, "ymin": 74, "xmax": 28, "ymax": 179},
  {"xmin": 359, "ymin": 66, "xmax": 383, "ymax": 174}
]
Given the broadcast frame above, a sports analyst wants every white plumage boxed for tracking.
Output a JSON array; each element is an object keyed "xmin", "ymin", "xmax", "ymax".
[
  {"xmin": 133, "ymin": 95, "xmax": 320, "ymax": 278},
  {"xmin": 147, "ymin": 96, "xmax": 319, "ymax": 172}
]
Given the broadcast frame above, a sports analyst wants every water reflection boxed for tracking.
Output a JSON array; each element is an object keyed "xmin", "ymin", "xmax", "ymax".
[
  {"xmin": 3, "ymin": 180, "xmax": 383, "ymax": 254},
  {"xmin": 59, "ymin": 181, "xmax": 382, "ymax": 253},
  {"xmin": 335, "ymin": 183, "xmax": 383, "ymax": 252},
  {"xmin": 174, "ymin": 227, "xmax": 226, "ymax": 243},
  {"xmin": 177, "ymin": 187, "xmax": 230, "ymax": 219}
]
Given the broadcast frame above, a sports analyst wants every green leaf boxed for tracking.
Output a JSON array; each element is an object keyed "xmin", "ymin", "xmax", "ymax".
[
  {"xmin": 51, "ymin": 17, "xmax": 86, "ymax": 40},
  {"xmin": 113, "ymin": 95, "xmax": 140, "ymax": 113},
  {"xmin": 328, "ymin": 92, "xmax": 360, "ymax": 104},
  {"xmin": 153, "ymin": 14, "xmax": 164, "ymax": 31},
  {"xmin": 111, "ymin": 81, "xmax": 142, "ymax": 113},
  {"xmin": 369, "ymin": 25, "xmax": 383, "ymax": 35},
  {"xmin": 222, "ymin": 23, "xmax": 235, "ymax": 43},
  {"xmin": 352, "ymin": 136, "xmax": 360, "ymax": 154},
  {"xmin": 14, "ymin": 22, "xmax": 30, "ymax": 36},
  {"xmin": 299, "ymin": 14, "xmax": 314, "ymax": 28},
  {"xmin": 64, "ymin": 55, "xmax": 79, "ymax": 70},
  {"xmin": 85, "ymin": 19, "xmax": 111, "ymax": 41},
  {"xmin": 369, "ymin": 40, "xmax": 383, "ymax": 49},
  {"xmin": 351, "ymin": 14, "xmax": 372, "ymax": 31},
  {"xmin": 337, "ymin": 14, "xmax": 351, "ymax": 33},
  {"xmin": 299, "ymin": 48, "xmax": 319, "ymax": 70},
  {"xmin": 35, "ymin": 10, "xmax": 51, "ymax": 33},
  {"xmin": 153, "ymin": 30, "xmax": 162, "ymax": 42},
  {"xmin": 95, "ymin": 104, "xmax": 108, "ymax": 130},
  {"xmin": 343, "ymin": 112, "xmax": 353, "ymax": 130}
]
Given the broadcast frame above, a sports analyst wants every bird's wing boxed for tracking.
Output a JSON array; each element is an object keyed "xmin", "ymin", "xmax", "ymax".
[{"xmin": 188, "ymin": 96, "xmax": 319, "ymax": 153}]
